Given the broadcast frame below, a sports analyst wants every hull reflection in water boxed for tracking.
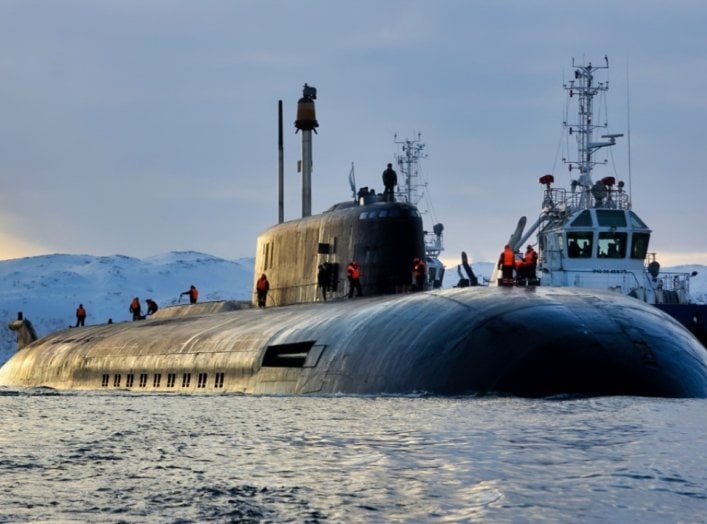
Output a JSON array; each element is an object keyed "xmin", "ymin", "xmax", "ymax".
[{"xmin": 2, "ymin": 286, "xmax": 707, "ymax": 398}]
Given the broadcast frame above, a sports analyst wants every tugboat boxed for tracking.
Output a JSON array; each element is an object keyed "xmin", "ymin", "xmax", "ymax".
[
  {"xmin": 494, "ymin": 57, "xmax": 707, "ymax": 347},
  {"xmin": 3, "ymin": 81, "xmax": 707, "ymax": 397}
]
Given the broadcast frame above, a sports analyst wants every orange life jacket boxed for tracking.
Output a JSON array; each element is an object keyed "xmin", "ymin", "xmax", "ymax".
[
  {"xmin": 130, "ymin": 298, "xmax": 140, "ymax": 312},
  {"xmin": 76, "ymin": 307, "xmax": 86, "ymax": 318},
  {"xmin": 347, "ymin": 264, "xmax": 360, "ymax": 279},
  {"xmin": 414, "ymin": 261, "xmax": 426, "ymax": 277},
  {"xmin": 256, "ymin": 277, "xmax": 269, "ymax": 291},
  {"xmin": 190, "ymin": 288, "xmax": 198, "ymax": 301},
  {"xmin": 503, "ymin": 247, "xmax": 515, "ymax": 266},
  {"xmin": 524, "ymin": 249, "xmax": 538, "ymax": 265}
]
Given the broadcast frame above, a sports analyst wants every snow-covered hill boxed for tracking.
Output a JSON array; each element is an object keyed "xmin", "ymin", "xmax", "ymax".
[
  {"xmin": 2, "ymin": 253, "xmax": 705, "ymax": 365},
  {"xmin": 1, "ymin": 251, "xmax": 254, "ymax": 363}
]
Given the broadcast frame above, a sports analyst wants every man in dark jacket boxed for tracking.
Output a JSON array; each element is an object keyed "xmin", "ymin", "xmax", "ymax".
[{"xmin": 382, "ymin": 163, "xmax": 397, "ymax": 201}]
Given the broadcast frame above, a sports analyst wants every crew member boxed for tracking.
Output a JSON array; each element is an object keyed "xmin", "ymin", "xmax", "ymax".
[
  {"xmin": 75, "ymin": 304, "xmax": 87, "ymax": 327},
  {"xmin": 256, "ymin": 273, "xmax": 270, "ymax": 308},
  {"xmin": 317, "ymin": 264, "xmax": 329, "ymax": 301},
  {"xmin": 180, "ymin": 285, "xmax": 198, "ymax": 304},
  {"xmin": 568, "ymin": 239, "xmax": 581, "ymax": 258},
  {"xmin": 347, "ymin": 261, "xmax": 362, "ymax": 298},
  {"xmin": 382, "ymin": 163, "xmax": 397, "ymax": 202},
  {"xmin": 497, "ymin": 244, "xmax": 516, "ymax": 284},
  {"xmin": 522, "ymin": 245, "xmax": 538, "ymax": 281},
  {"xmin": 129, "ymin": 297, "xmax": 143, "ymax": 321},
  {"xmin": 412, "ymin": 257, "xmax": 427, "ymax": 291},
  {"xmin": 146, "ymin": 298, "xmax": 159, "ymax": 316}
]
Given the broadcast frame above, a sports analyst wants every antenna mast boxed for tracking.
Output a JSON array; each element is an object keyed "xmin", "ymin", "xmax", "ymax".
[
  {"xmin": 394, "ymin": 132, "xmax": 427, "ymax": 206},
  {"xmin": 563, "ymin": 56, "xmax": 623, "ymax": 208}
]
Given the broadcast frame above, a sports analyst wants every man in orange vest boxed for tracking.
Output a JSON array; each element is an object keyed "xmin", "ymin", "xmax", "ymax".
[
  {"xmin": 75, "ymin": 304, "xmax": 87, "ymax": 327},
  {"xmin": 521, "ymin": 245, "xmax": 538, "ymax": 281},
  {"xmin": 180, "ymin": 285, "xmax": 199, "ymax": 304},
  {"xmin": 256, "ymin": 273, "xmax": 270, "ymax": 308},
  {"xmin": 129, "ymin": 297, "xmax": 142, "ymax": 320},
  {"xmin": 412, "ymin": 257, "xmax": 427, "ymax": 291},
  {"xmin": 347, "ymin": 261, "xmax": 362, "ymax": 298},
  {"xmin": 497, "ymin": 244, "xmax": 516, "ymax": 283}
]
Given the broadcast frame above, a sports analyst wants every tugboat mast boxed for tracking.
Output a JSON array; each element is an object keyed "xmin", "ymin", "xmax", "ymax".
[{"xmin": 563, "ymin": 56, "xmax": 623, "ymax": 208}]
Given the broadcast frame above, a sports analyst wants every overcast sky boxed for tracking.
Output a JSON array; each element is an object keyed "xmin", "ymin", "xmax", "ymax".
[{"xmin": 1, "ymin": 1, "xmax": 706, "ymax": 267}]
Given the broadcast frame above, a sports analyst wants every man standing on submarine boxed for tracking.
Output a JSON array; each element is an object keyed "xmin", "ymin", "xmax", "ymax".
[
  {"xmin": 180, "ymin": 285, "xmax": 199, "ymax": 304},
  {"xmin": 382, "ymin": 163, "xmax": 397, "ymax": 202},
  {"xmin": 347, "ymin": 261, "xmax": 362, "ymax": 298}
]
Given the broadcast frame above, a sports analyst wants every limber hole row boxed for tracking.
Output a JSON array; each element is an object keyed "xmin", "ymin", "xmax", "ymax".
[{"xmin": 101, "ymin": 372, "xmax": 225, "ymax": 389}]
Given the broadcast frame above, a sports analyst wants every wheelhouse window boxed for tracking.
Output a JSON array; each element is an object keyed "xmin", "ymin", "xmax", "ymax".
[
  {"xmin": 629, "ymin": 211, "xmax": 648, "ymax": 229},
  {"xmin": 570, "ymin": 210, "xmax": 593, "ymax": 227},
  {"xmin": 596, "ymin": 210, "xmax": 627, "ymax": 227},
  {"xmin": 597, "ymin": 232, "xmax": 627, "ymax": 258},
  {"xmin": 567, "ymin": 232, "xmax": 593, "ymax": 258},
  {"xmin": 631, "ymin": 232, "xmax": 650, "ymax": 259}
]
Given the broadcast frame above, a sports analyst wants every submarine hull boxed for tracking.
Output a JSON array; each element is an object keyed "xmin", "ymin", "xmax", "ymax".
[{"xmin": 2, "ymin": 287, "xmax": 707, "ymax": 398}]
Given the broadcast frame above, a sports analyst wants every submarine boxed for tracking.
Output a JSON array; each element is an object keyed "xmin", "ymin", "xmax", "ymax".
[{"xmin": 2, "ymin": 82, "xmax": 707, "ymax": 398}]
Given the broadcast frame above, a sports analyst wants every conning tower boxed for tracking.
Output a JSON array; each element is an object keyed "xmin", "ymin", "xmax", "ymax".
[{"xmin": 255, "ymin": 86, "xmax": 425, "ymax": 307}]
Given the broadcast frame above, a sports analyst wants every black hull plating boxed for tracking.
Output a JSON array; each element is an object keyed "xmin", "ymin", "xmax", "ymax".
[{"xmin": 2, "ymin": 287, "xmax": 707, "ymax": 398}]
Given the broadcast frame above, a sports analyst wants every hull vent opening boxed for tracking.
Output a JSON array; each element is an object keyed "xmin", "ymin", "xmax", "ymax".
[{"xmin": 262, "ymin": 341, "xmax": 323, "ymax": 368}]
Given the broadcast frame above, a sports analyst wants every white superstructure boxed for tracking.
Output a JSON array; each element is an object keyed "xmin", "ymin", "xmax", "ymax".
[{"xmin": 496, "ymin": 57, "xmax": 696, "ymax": 306}]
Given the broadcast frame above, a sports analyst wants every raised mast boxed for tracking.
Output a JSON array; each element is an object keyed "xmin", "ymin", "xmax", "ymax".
[
  {"xmin": 294, "ymin": 84, "xmax": 319, "ymax": 218},
  {"xmin": 394, "ymin": 132, "xmax": 427, "ymax": 206},
  {"xmin": 563, "ymin": 56, "xmax": 623, "ymax": 208},
  {"xmin": 393, "ymin": 133, "xmax": 444, "ymax": 261}
]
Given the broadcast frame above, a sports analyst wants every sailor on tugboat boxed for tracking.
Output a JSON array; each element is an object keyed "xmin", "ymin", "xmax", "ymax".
[{"xmin": 497, "ymin": 244, "xmax": 516, "ymax": 286}]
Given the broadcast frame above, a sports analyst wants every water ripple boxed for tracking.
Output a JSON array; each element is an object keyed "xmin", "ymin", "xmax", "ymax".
[{"xmin": 0, "ymin": 394, "xmax": 705, "ymax": 521}]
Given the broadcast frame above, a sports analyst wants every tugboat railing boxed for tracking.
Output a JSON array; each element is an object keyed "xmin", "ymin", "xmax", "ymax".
[
  {"xmin": 654, "ymin": 271, "xmax": 692, "ymax": 293},
  {"xmin": 543, "ymin": 187, "xmax": 631, "ymax": 216}
]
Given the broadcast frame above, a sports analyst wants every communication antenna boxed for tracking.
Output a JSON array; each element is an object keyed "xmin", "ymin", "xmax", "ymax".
[
  {"xmin": 626, "ymin": 60, "xmax": 633, "ymax": 206},
  {"xmin": 562, "ymin": 56, "xmax": 622, "ymax": 209},
  {"xmin": 394, "ymin": 132, "xmax": 427, "ymax": 206}
]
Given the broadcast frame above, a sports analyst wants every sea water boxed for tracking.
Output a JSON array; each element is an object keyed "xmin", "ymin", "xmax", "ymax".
[{"xmin": 0, "ymin": 391, "xmax": 705, "ymax": 523}]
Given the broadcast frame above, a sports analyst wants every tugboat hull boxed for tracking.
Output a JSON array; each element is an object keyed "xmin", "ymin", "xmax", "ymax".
[
  {"xmin": 655, "ymin": 303, "xmax": 707, "ymax": 349},
  {"xmin": 2, "ymin": 287, "xmax": 706, "ymax": 398}
]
